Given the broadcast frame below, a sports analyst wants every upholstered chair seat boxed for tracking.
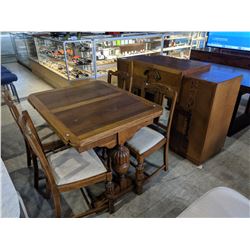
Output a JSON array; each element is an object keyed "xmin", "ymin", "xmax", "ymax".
[
  {"xmin": 48, "ymin": 148, "xmax": 107, "ymax": 185},
  {"xmin": 126, "ymin": 127, "xmax": 165, "ymax": 154}
]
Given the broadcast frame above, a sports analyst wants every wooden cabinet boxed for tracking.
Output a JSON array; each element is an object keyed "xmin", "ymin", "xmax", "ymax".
[
  {"xmin": 171, "ymin": 72, "xmax": 242, "ymax": 165},
  {"xmin": 118, "ymin": 55, "xmax": 242, "ymax": 165}
]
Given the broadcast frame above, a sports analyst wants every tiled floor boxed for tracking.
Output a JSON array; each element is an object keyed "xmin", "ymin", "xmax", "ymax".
[{"xmin": 1, "ymin": 62, "xmax": 250, "ymax": 217}]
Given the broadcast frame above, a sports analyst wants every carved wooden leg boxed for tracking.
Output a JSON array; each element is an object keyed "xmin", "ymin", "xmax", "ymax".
[
  {"xmin": 164, "ymin": 143, "xmax": 169, "ymax": 171},
  {"xmin": 25, "ymin": 140, "xmax": 32, "ymax": 168},
  {"xmin": 136, "ymin": 157, "xmax": 145, "ymax": 195},
  {"xmin": 110, "ymin": 144, "xmax": 130, "ymax": 192}
]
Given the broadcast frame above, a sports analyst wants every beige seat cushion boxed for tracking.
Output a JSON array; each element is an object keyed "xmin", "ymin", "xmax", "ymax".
[
  {"xmin": 126, "ymin": 127, "xmax": 165, "ymax": 154},
  {"xmin": 48, "ymin": 148, "xmax": 107, "ymax": 185}
]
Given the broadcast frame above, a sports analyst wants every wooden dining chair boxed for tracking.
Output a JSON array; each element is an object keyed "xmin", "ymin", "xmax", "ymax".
[
  {"xmin": 107, "ymin": 61, "xmax": 133, "ymax": 92},
  {"xmin": 18, "ymin": 110, "xmax": 114, "ymax": 218},
  {"xmin": 2, "ymin": 89, "xmax": 65, "ymax": 189},
  {"xmin": 126, "ymin": 82, "xmax": 177, "ymax": 194}
]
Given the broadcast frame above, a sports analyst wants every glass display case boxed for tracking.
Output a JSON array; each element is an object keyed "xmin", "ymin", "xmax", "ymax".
[
  {"xmin": 10, "ymin": 32, "xmax": 38, "ymax": 68},
  {"xmin": 34, "ymin": 36, "xmax": 94, "ymax": 80},
  {"xmin": 33, "ymin": 33, "xmax": 163, "ymax": 80},
  {"xmin": 32, "ymin": 32, "xmax": 207, "ymax": 83}
]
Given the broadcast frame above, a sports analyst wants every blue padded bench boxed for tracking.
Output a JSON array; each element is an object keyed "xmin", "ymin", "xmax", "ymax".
[{"xmin": 1, "ymin": 65, "xmax": 20, "ymax": 102}]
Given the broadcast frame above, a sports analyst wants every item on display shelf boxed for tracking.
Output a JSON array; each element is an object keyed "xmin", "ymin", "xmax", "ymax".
[
  {"xmin": 78, "ymin": 43, "xmax": 91, "ymax": 52},
  {"xmin": 72, "ymin": 55, "xmax": 81, "ymax": 63},
  {"xmin": 70, "ymin": 68, "xmax": 89, "ymax": 78},
  {"xmin": 96, "ymin": 51, "xmax": 105, "ymax": 60},
  {"xmin": 75, "ymin": 58, "xmax": 92, "ymax": 65}
]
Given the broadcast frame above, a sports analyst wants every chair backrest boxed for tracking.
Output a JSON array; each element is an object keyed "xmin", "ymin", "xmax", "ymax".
[
  {"xmin": 2, "ymin": 89, "xmax": 20, "ymax": 123},
  {"xmin": 143, "ymin": 82, "xmax": 177, "ymax": 139},
  {"xmin": 18, "ymin": 110, "xmax": 56, "ymax": 186},
  {"xmin": 107, "ymin": 61, "xmax": 133, "ymax": 92},
  {"xmin": 2, "ymin": 89, "xmax": 47, "ymax": 154},
  {"xmin": 132, "ymin": 60, "xmax": 182, "ymax": 98}
]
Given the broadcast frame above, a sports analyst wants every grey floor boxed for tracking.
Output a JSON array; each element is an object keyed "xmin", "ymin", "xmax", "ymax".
[{"xmin": 1, "ymin": 62, "xmax": 250, "ymax": 218}]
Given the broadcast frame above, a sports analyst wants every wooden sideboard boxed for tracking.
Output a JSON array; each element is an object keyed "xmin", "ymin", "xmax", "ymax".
[{"xmin": 118, "ymin": 55, "xmax": 242, "ymax": 165}]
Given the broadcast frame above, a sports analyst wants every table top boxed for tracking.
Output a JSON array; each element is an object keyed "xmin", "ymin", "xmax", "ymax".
[
  {"xmin": 210, "ymin": 63, "xmax": 250, "ymax": 89},
  {"xmin": 28, "ymin": 81, "xmax": 162, "ymax": 151},
  {"xmin": 187, "ymin": 63, "xmax": 245, "ymax": 84}
]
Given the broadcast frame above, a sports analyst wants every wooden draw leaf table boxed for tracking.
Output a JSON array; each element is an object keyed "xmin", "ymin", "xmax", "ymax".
[{"xmin": 28, "ymin": 80, "xmax": 162, "ymax": 202}]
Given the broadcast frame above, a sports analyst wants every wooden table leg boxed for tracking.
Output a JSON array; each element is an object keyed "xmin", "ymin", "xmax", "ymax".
[
  {"xmin": 90, "ymin": 144, "xmax": 131, "ymax": 210},
  {"xmin": 109, "ymin": 144, "xmax": 132, "ymax": 196}
]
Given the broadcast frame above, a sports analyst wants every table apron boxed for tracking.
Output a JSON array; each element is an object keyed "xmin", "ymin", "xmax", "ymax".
[{"xmin": 76, "ymin": 118, "xmax": 154, "ymax": 152}]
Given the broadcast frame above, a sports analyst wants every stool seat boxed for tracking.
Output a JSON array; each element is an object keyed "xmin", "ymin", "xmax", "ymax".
[
  {"xmin": 1, "ymin": 72, "xmax": 18, "ymax": 85},
  {"xmin": 1, "ymin": 65, "xmax": 19, "ymax": 102},
  {"xmin": 1, "ymin": 65, "xmax": 9, "ymax": 73}
]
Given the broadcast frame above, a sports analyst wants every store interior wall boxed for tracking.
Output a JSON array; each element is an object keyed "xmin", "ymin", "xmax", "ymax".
[{"xmin": 1, "ymin": 32, "xmax": 16, "ymax": 63}]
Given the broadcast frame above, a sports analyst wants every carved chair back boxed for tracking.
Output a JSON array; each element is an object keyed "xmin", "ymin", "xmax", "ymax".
[
  {"xmin": 2, "ymin": 89, "xmax": 20, "ymax": 123},
  {"xmin": 143, "ymin": 82, "xmax": 177, "ymax": 139},
  {"xmin": 107, "ymin": 61, "xmax": 133, "ymax": 92},
  {"xmin": 18, "ymin": 110, "xmax": 56, "ymax": 187}
]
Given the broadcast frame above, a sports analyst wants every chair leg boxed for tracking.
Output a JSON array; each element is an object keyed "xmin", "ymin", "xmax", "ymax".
[
  {"xmin": 135, "ymin": 158, "xmax": 145, "ymax": 195},
  {"xmin": 107, "ymin": 152, "xmax": 112, "ymax": 171},
  {"xmin": 52, "ymin": 191, "xmax": 61, "ymax": 218},
  {"xmin": 45, "ymin": 178, "xmax": 51, "ymax": 199},
  {"xmin": 25, "ymin": 140, "xmax": 32, "ymax": 168},
  {"xmin": 163, "ymin": 144, "xmax": 169, "ymax": 171},
  {"xmin": 32, "ymin": 155, "xmax": 39, "ymax": 190},
  {"xmin": 102, "ymin": 147, "xmax": 108, "ymax": 160},
  {"xmin": 9, "ymin": 83, "xmax": 15, "ymax": 96},
  {"xmin": 106, "ymin": 180, "xmax": 115, "ymax": 214},
  {"xmin": 10, "ymin": 83, "xmax": 20, "ymax": 103}
]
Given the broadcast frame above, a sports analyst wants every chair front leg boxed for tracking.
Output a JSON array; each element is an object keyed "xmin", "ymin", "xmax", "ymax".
[
  {"xmin": 32, "ymin": 155, "xmax": 39, "ymax": 190},
  {"xmin": 106, "ymin": 179, "xmax": 115, "ymax": 214},
  {"xmin": 10, "ymin": 83, "xmax": 20, "ymax": 103},
  {"xmin": 136, "ymin": 157, "xmax": 145, "ymax": 195},
  {"xmin": 52, "ymin": 190, "xmax": 61, "ymax": 218},
  {"xmin": 25, "ymin": 140, "xmax": 32, "ymax": 168},
  {"xmin": 164, "ymin": 143, "xmax": 169, "ymax": 171},
  {"xmin": 45, "ymin": 178, "xmax": 51, "ymax": 199},
  {"xmin": 102, "ymin": 147, "xmax": 108, "ymax": 160}
]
